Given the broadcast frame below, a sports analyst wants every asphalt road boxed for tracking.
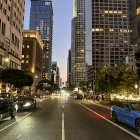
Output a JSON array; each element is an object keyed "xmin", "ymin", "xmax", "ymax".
[{"xmin": 0, "ymin": 96, "xmax": 139, "ymax": 140}]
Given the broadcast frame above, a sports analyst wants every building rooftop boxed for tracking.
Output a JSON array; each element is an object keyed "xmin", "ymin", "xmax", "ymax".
[{"xmin": 23, "ymin": 30, "xmax": 44, "ymax": 49}]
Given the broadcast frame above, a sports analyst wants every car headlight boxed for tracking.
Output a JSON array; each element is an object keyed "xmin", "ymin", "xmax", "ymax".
[{"xmin": 23, "ymin": 102, "xmax": 31, "ymax": 107}]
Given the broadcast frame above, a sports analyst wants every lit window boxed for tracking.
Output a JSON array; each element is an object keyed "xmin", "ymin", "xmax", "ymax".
[
  {"xmin": 92, "ymin": 28, "xmax": 103, "ymax": 32},
  {"xmin": 22, "ymin": 60, "xmax": 24, "ymax": 63},
  {"xmin": 27, "ymin": 45, "xmax": 30, "ymax": 48},
  {"xmin": 22, "ymin": 45, "xmax": 25, "ymax": 48},
  {"xmin": 26, "ymin": 55, "xmax": 29, "ymax": 58},
  {"xmin": 137, "ymin": 7, "xmax": 140, "ymax": 15},
  {"xmin": 45, "ymin": 2, "xmax": 50, "ymax": 5},
  {"xmin": 22, "ymin": 55, "xmax": 24, "ymax": 58},
  {"xmin": 109, "ymin": 29, "xmax": 114, "ymax": 32},
  {"xmin": 26, "ymin": 60, "xmax": 29, "ymax": 63}
]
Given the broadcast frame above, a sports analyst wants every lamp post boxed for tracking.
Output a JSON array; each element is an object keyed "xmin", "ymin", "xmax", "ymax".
[
  {"xmin": 34, "ymin": 75, "xmax": 38, "ymax": 86},
  {"xmin": 135, "ymin": 84, "xmax": 139, "ymax": 95},
  {"xmin": 81, "ymin": 49, "xmax": 94, "ymax": 91}
]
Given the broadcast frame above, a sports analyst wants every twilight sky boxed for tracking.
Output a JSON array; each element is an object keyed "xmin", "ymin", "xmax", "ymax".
[{"xmin": 24, "ymin": 0, "xmax": 73, "ymax": 82}]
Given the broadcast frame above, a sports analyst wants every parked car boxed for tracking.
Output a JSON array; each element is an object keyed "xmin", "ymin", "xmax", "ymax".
[
  {"xmin": 111, "ymin": 102, "xmax": 140, "ymax": 134},
  {"xmin": 0, "ymin": 92, "xmax": 11, "ymax": 98},
  {"xmin": 0, "ymin": 99, "xmax": 16, "ymax": 120},
  {"xmin": 16, "ymin": 96, "xmax": 37, "ymax": 111}
]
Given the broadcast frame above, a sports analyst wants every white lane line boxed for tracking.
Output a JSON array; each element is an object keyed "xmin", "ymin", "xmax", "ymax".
[
  {"xmin": 0, "ymin": 113, "xmax": 32, "ymax": 132},
  {"xmin": 16, "ymin": 133, "xmax": 23, "ymax": 139},
  {"xmin": 62, "ymin": 112, "xmax": 65, "ymax": 140},
  {"xmin": 79, "ymin": 103, "xmax": 140, "ymax": 140},
  {"xmin": 63, "ymin": 105, "xmax": 64, "ymax": 109}
]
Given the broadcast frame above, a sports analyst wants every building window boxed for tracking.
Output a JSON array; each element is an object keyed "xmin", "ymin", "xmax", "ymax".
[
  {"xmin": 137, "ymin": 7, "xmax": 140, "ymax": 15},
  {"xmin": 138, "ymin": 21, "xmax": 140, "ymax": 36},
  {"xmin": 27, "ymin": 45, "xmax": 30, "ymax": 48},
  {"xmin": 26, "ymin": 60, "xmax": 29, "ymax": 63},
  {"xmin": 1, "ymin": 22, "xmax": 5, "ymax": 35},
  {"xmin": 26, "ymin": 55, "xmax": 29, "ymax": 58},
  {"xmin": 22, "ymin": 55, "xmax": 24, "ymax": 58},
  {"xmin": 22, "ymin": 60, "xmax": 24, "ymax": 63},
  {"xmin": 0, "ymin": 55, "xmax": 2, "ymax": 66},
  {"xmin": 45, "ymin": 2, "xmax": 50, "ymax": 5}
]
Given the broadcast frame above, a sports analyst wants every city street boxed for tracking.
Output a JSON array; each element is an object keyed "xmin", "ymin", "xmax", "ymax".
[{"xmin": 0, "ymin": 96, "xmax": 139, "ymax": 140}]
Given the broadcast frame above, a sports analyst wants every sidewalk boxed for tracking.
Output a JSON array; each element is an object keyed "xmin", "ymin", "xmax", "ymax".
[
  {"xmin": 93, "ymin": 101, "xmax": 111, "ymax": 110},
  {"xmin": 81, "ymin": 99, "xmax": 111, "ymax": 110}
]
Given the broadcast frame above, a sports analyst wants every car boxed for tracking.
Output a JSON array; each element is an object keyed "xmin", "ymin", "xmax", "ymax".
[
  {"xmin": 0, "ymin": 99, "xmax": 16, "ymax": 120},
  {"xmin": 16, "ymin": 96, "xmax": 37, "ymax": 111},
  {"xmin": 111, "ymin": 102, "xmax": 140, "ymax": 134},
  {"xmin": 73, "ymin": 93, "xmax": 83, "ymax": 100}
]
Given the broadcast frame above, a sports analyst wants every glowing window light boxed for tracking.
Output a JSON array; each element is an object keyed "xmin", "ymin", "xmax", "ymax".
[
  {"xmin": 92, "ymin": 28, "xmax": 103, "ymax": 32},
  {"xmin": 109, "ymin": 29, "xmax": 114, "ymax": 32},
  {"xmin": 137, "ymin": 7, "xmax": 140, "ymax": 15}
]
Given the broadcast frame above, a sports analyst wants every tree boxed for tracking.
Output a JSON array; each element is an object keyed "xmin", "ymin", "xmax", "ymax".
[
  {"xmin": 79, "ymin": 81, "xmax": 87, "ymax": 92},
  {"xmin": 97, "ymin": 63, "xmax": 138, "ymax": 99},
  {"xmin": 36, "ymin": 79, "xmax": 59, "ymax": 92},
  {"xmin": 53, "ymin": 84, "xmax": 60, "ymax": 91},
  {"xmin": 135, "ymin": 50, "xmax": 140, "ymax": 79},
  {"xmin": 120, "ymin": 69, "xmax": 138, "ymax": 94},
  {"xmin": 25, "ymin": 74, "xmax": 34, "ymax": 87},
  {"xmin": 1, "ymin": 69, "xmax": 33, "ymax": 89}
]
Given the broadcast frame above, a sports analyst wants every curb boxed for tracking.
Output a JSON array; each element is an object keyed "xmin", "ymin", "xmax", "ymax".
[
  {"xmin": 82, "ymin": 99, "xmax": 111, "ymax": 110},
  {"xmin": 93, "ymin": 102, "xmax": 111, "ymax": 110}
]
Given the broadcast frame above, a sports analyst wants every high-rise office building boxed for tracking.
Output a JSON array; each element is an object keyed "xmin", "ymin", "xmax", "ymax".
[
  {"xmin": 131, "ymin": 0, "xmax": 140, "ymax": 79},
  {"xmin": 132, "ymin": 0, "xmax": 140, "ymax": 47},
  {"xmin": 86, "ymin": 0, "xmax": 133, "ymax": 87},
  {"xmin": 21, "ymin": 30, "xmax": 44, "ymax": 85},
  {"xmin": 71, "ymin": 0, "xmax": 86, "ymax": 87},
  {"xmin": 30, "ymin": 0, "xmax": 53, "ymax": 80},
  {"xmin": 67, "ymin": 49, "xmax": 72, "ymax": 87},
  {"xmin": 0, "ymin": 0, "xmax": 25, "ymax": 70}
]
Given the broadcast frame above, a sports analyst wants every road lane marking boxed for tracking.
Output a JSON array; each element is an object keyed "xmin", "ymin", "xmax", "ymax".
[
  {"xmin": 0, "ymin": 113, "xmax": 32, "ymax": 132},
  {"xmin": 62, "ymin": 112, "xmax": 65, "ymax": 140},
  {"xmin": 16, "ymin": 133, "xmax": 23, "ymax": 139},
  {"xmin": 63, "ymin": 105, "xmax": 64, "ymax": 109},
  {"xmin": 79, "ymin": 103, "xmax": 140, "ymax": 140}
]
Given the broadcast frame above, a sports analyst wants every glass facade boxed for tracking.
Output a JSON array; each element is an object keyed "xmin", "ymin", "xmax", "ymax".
[
  {"xmin": 71, "ymin": 0, "xmax": 86, "ymax": 86},
  {"xmin": 30, "ymin": 0, "xmax": 53, "ymax": 80}
]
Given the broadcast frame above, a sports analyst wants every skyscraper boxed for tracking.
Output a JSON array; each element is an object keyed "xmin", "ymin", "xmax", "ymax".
[
  {"xmin": 67, "ymin": 49, "xmax": 71, "ymax": 87},
  {"xmin": 86, "ymin": 0, "xmax": 133, "ymax": 86},
  {"xmin": 30, "ymin": 0, "xmax": 53, "ymax": 80},
  {"xmin": 71, "ymin": 0, "xmax": 86, "ymax": 87},
  {"xmin": 131, "ymin": 0, "xmax": 140, "ymax": 79},
  {"xmin": 132, "ymin": 0, "xmax": 140, "ymax": 47}
]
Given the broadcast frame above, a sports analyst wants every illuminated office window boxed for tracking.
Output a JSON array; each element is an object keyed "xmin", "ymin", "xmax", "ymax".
[{"xmin": 137, "ymin": 7, "xmax": 140, "ymax": 15}]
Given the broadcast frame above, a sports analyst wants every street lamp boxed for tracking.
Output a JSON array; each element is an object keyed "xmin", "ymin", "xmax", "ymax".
[
  {"xmin": 34, "ymin": 75, "xmax": 39, "ymax": 88},
  {"xmin": 135, "ymin": 84, "xmax": 139, "ymax": 95},
  {"xmin": 4, "ymin": 58, "xmax": 10, "ymax": 63},
  {"xmin": 4, "ymin": 57, "xmax": 10, "ymax": 69},
  {"xmin": 81, "ymin": 49, "xmax": 94, "ymax": 90},
  {"xmin": 35, "ymin": 75, "xmax": 38, "ymax": 79},
  {"xmin": 135, "ymin": 84, "xmax": 138, "ymax": 89}
]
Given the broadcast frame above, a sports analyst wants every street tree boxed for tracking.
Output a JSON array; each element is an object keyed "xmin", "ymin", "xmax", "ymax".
[
  {"xmin": 97, "ymin": 63, "xmax": 138, "ymax": 98},
  {"xmin": 36, "ymin": 79, "xmax": 59, "ymax": 92},
  {"xmin": 1, "ymin": 69, "xmax": 33, "ymax": 89}
]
